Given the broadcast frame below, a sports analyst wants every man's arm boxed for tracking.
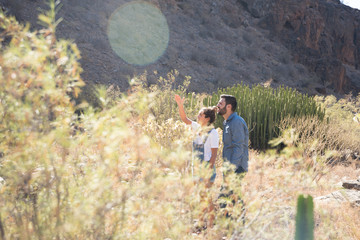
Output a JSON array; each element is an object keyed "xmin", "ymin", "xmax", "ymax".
[{"xmin": 230, "ymin": 119, "xmax": 247, "ymax": 169}]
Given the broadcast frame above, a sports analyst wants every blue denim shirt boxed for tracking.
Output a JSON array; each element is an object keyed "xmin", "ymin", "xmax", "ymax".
[{"xmin": 223, "ymin": 112, "xmax": 249, "ymax": 171}]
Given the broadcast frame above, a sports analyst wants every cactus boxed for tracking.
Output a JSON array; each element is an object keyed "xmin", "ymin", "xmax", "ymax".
[
  {"xmin": 295, "ymin": 195, "xmax": 314, "ymax": 240},
  {"xmin": 204, "ymin": 83, "xmax": 325, "ymax": 149}
]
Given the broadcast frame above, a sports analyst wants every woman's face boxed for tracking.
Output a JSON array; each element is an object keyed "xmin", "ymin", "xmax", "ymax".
[{"xmin": 197, "ymin": 110, "xmax": 209, "ymax": 126}]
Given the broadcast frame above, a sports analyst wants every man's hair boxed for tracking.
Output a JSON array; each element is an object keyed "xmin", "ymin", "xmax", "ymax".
[{"xmin": 220, "ymin": 94, "xmax": 237, "ymax": 112}]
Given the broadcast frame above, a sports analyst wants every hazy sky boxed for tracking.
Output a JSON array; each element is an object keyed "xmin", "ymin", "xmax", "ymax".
[{"xmin": 341, "ymin": 0, "xmax": 360, "ymax": 10}]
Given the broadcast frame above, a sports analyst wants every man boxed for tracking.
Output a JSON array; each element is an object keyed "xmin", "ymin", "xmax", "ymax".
[
  {"xmin": 216, "ymin": 95, "xmax": 249, "ymax": 221},
  {"xmin": 217, "ymin": 94, "xmax": 249, "ymax": 174}
]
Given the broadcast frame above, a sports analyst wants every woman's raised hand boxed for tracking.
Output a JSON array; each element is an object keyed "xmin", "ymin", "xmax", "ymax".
[
  {"xmin": 174, "ymin": 94, "xmax": 185, "ymax": 105},
  {"xmin": 174, "ymin": 94, "xmax": 191, "ymax": 125}
]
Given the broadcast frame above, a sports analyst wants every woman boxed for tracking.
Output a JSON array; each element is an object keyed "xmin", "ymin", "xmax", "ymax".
[{"xmin": 174, "ymin": 94, "xmax": 219, "ymax": 184}]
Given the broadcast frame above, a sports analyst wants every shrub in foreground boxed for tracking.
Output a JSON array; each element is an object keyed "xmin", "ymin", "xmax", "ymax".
[{"xmin": 0, "ymin": 8, "xmax": 244, "ymax": 239}]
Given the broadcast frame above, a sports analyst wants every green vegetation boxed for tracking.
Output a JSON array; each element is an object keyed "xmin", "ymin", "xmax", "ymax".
[
  {"xmin": 205, "ymin": 83, "xmax": 325, "ymax": 149},
  {"xmin": 295, "ymin": 195, "xmax": 314, "ymax": 240}
]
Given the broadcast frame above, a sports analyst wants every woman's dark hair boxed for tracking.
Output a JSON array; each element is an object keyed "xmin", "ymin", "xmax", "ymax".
[
  {"xmin": 220, "ymin": 94, "xmax": 237, "ymax": 112},
  {"xmin": 202, "ymin": 106, "xmax": 217, "ymax": 125}
]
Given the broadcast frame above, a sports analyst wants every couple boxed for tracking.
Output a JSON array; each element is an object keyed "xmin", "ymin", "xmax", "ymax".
[{"xmin": 175, "ymin": 94, "xmax": 249, "ymax": 184}]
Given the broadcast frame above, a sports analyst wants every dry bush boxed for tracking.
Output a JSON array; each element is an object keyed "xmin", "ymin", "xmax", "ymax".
[
  {"xmin": 279, "ymin": 113, "xmax": 360, "ymax": 163},
  {"xmin": 314, "ymin": 203, "xmax": 360, "ymax": 240},
  {"xmin": 0, "ymin": 8, "xmax": 242, "ymax": 237},
  {"xmin": 0, "ymin": 5, "xmax": 209, "ymax": 239},
  {"xmin": 0, "ymin": 8, "xmax": 240, "ymax": 235}
]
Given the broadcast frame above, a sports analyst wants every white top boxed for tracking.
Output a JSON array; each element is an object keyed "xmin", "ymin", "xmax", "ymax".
[{"xmin": 191, "ymin": 121, "xmax": 219, "ymax": 161}]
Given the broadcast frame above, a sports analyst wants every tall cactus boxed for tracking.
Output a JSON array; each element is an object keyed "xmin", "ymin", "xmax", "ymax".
[
  {"xmin": 203, "ymin": 83, "xmax": 325, "ymax": 149},
  {"xmin": 295, "ymin": 195, "xmax": 314, "ymax": 240}
]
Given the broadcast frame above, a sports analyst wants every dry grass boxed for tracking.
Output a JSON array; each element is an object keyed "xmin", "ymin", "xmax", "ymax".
[
  {"xmin": 168, "ymin": 101, "xmax": 360, "ymax": 239},
  {"xmin": 279, "ymin": 116, "xmax": 360, "ymax": 163},
  {"xmin": 314, "ymin": 203, "xmax": 360, "ymax": 240},
  {"xmin": 234, "ymin": 148, "xmax": 360, "ymax": 240}
]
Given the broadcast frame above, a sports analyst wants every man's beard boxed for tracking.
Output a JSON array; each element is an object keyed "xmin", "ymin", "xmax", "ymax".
[{"xmin": 218, "ymin": 107, "xmax": 226, "ymax": 116}]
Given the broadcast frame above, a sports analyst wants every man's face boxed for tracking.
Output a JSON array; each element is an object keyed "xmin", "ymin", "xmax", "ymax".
[{"xmin": 217, "ymin": 98, "xmax": 227, "ymax": 116}]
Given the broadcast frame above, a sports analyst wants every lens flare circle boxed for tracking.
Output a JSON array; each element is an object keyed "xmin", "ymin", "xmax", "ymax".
[{"xmin": 107, "ymin": 1, "xmax": 169, "ymax": 66}]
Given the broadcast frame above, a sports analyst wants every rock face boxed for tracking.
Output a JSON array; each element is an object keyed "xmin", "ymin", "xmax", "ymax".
[
  {"xmin": 1, "ymin": 0, "xmax": 359, "ymax": 96},
  {"xmin": 241, "ymin": 0, "xmax": 360, "ymax": 93}
]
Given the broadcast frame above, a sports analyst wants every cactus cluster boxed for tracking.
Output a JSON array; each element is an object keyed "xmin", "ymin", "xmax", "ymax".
[{"xmin": 203, "ymin": 83, "xmax": 325, "ymax": 149}]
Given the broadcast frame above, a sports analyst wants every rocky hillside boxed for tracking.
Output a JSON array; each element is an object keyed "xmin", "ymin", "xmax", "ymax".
[{"xmin": 1, "ymin": 0, "xmax": 360, "ymax": 96}]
